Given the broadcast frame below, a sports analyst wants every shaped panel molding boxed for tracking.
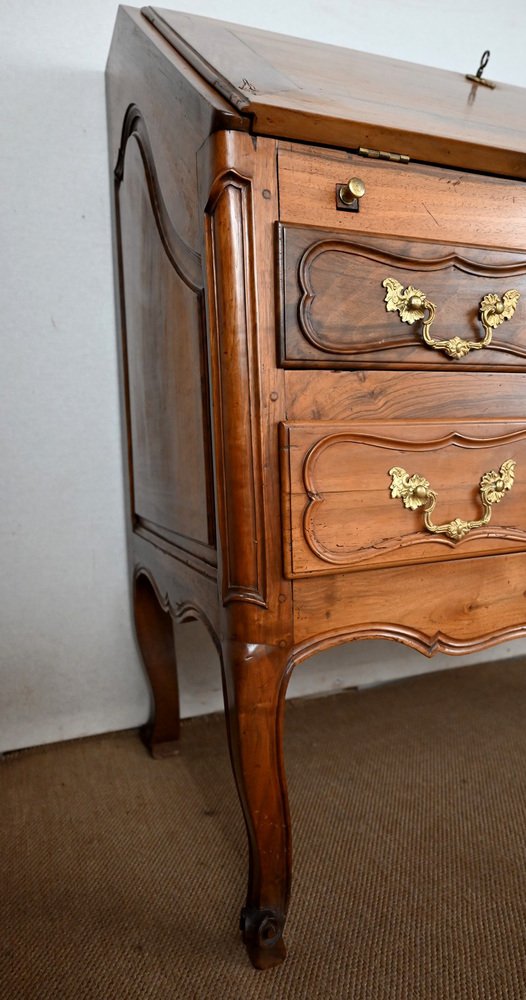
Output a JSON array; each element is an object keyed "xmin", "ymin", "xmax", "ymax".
[{"xmin": 115, "ymin": 104, "xmax": 216, "ymax": 566}]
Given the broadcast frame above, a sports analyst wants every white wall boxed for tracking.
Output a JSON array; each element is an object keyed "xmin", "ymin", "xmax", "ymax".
[{"xmin": 2, "ymin": 0, "xmax": 526, "ymax": 753}]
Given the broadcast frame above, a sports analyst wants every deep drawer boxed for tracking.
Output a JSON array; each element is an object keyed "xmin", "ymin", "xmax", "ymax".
[
  {"xmin": 280, "ymin": 417, "xmax": 526, "ymax": 577},
  {"xmin": 279, "ymin": 225, "xmax": 526, "ymax": 369},
  {"xmin": 280, "ymin": 370, "xmax": 526, "ymax": 578}
]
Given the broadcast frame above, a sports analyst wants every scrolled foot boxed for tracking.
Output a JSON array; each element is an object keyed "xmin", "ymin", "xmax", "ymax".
[{"xmin": 240, "ymin": 905, "xmax": 287, "ymax": 969}]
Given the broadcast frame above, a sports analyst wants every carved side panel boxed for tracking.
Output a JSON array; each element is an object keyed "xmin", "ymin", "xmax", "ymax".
[
  {"xmin": 280, "ymin": 226, "xmax": 526, "ymax": 368},
  {"xmin": 281, "ymin": 419, "xmax": 526, "ymax": 576},
  {"xmin": 116, "ymin": 108, "xmax": 215, "ymax": 565},
  {"xmin": 205, "ymin": 172, "xmax": 267, "ymax": 606}
]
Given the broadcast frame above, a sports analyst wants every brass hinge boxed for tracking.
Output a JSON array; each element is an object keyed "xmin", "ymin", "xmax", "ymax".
[{"xmin": 358, "ymin": 147, "xmax": 410, "ymax": 164}]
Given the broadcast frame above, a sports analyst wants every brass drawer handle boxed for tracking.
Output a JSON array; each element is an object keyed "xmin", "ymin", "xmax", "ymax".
[
  {"xmin": 388, "ymin": 460, "xmax": 516, "ymax": 541},
  {"xmin": 382, "ymin": 278, "xmax": 520, "ymax": 359}
]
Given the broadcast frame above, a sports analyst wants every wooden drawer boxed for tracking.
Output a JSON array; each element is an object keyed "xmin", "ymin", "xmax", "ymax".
[
  {"xmin": 278, "ymin": 144, "xmax": 526, "ymax": 248},
  {"xmin": 279, "ymin": 225, "xmax": 526, "ymax": 369},
  {"xmin": 278, "ymin": 146, "xmax": 526, "ymax": 370},
  {"xmin": 280, "ymin": 411, "xmax": 526, "ymax": 577}
]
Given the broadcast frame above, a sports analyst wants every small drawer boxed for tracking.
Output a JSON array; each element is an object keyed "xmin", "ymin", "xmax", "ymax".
[
  {"xmin": 279, "ymin": 224, "xmax": 526, "ymax": 369},
  {"xmin": 280, "ymin": 417, "xmax": 526, "ymax": 577},
  {"xmin": 277, "ymin": 144, "xmax": 526, "ymax": 250}
]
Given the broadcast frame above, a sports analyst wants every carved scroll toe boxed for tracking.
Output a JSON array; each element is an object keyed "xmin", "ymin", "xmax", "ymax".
[{"xmin": 240, "ymin": 905, "xmax": 287, "ymax": 969}]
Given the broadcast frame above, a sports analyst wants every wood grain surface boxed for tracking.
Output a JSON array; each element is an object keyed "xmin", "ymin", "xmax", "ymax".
[
  {"xmin": 119, "ymin": 125, "xmax": 214, "ymax": 557},
  {"xmin": 144, "ymin": 7, "xmax": 526, "ymax": 177},
  {"xmin": 283, "ymin": 370, "xmax": 526, "ymax": 422}
]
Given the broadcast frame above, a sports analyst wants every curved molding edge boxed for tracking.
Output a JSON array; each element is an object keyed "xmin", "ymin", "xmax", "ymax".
[
  {"xmin": 115, "ymin": 103, "xmax": 202, "ymax": 292},
  {"xmin": 133, "ymin": 566, "xmax": 222, "ymax": 654},
  {"xmin": 282, "ymin": 623, "xmax": 526, "ymax": 686}
]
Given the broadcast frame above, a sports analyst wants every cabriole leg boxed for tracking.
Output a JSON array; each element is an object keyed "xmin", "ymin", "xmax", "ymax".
[
  {"xmin": 133, "ymin": 572, "xmax": 180, "ymax": 758},
  {"xmin": 221, "ymin": 640, "xmax": 291, "ymax": 969}
]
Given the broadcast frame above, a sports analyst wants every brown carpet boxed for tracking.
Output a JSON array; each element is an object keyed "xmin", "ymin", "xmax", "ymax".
[{"xmin": 2, "ymin": 658, "xmax": 526, "ymax": 999}]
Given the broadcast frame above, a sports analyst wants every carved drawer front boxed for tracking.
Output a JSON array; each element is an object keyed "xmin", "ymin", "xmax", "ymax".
[
  {"xmin": 280, "ymin": 420, "xmax": 526, "ymax": 578},
  {"xmin": 279, "ymin": 225, "xmax": 526, "ymax": 369}
]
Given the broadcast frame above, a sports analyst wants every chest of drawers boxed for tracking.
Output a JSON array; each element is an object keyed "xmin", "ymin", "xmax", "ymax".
[{"xmin": 107, "ymin": 7, "xmax": 526, "ymax": 968}]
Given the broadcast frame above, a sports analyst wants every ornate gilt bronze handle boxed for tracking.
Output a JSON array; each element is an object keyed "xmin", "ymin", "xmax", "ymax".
[
  {"xmin": 388, "ymin": 460, "xmax": 516, "ymax": 541},
  {"xmin": 382, "ymin": 277, "xmax": 520, "ymax": 359}
]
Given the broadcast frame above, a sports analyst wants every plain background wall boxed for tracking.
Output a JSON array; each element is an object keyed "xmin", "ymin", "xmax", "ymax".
[{"xmin": 2, "ymin": 0, "xmax": 526, "ymax": 754}]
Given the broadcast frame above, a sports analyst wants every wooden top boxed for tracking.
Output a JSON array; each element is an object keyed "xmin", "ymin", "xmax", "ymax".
[{"xmin": 141, "ymin": 6, "xmax": 526, "ymax": 178}]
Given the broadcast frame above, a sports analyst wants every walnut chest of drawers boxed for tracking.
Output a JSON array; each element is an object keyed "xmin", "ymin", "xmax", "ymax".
[{"xmin": 106, "ymin": 7, "xmax": 526, "ymax": 968}]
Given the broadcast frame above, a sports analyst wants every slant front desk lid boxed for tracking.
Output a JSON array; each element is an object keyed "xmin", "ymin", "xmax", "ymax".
[{"xmin": 142, "ymin": 6, "xmax": 526, "ymax": 178}]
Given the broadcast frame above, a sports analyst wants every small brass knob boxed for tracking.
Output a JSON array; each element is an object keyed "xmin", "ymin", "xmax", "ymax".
[{"xmin": 339, "ymin": 177, "xmax": 366, "ymax": 206}]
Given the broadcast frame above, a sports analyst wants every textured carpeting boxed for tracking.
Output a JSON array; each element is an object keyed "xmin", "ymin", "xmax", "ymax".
[{"xmin": 3, "ymin": 658, "xmax": 526, "ymax": 999}]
